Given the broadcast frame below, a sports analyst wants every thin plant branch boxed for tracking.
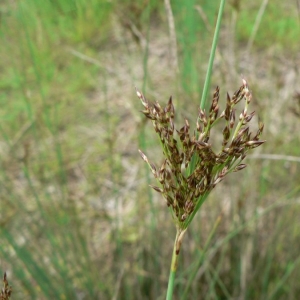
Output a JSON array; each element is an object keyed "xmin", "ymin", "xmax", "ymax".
[
  {"xmin": 246, "ymin": 0, "xmax": 269, "ymax": 54},
  {"xmin": 200, "ymin": 0, "xmax": 225, "ymax": 110},
  {"xmin": 164, "ymin": 0, "xmax": 179, "ymax": 72}
]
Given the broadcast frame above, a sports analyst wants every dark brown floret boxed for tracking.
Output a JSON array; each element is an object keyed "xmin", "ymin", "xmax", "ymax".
[{"xmin": 0, "ymin": 273, "xmax": 12, "ymax": 300}]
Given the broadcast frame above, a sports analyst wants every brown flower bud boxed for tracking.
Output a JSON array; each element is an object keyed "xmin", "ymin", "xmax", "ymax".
[
  {"xmin": 244, "ymin": 111, "xmax": 255, "ymax": 123},
  {"xmin": 198, "ymin": 108, "xmax": 208, "ymax": 126},
  {"xmin": 197, "ymin": 119, "xmax": 202, "ymax": 132},
  {"xmin": 222, "ymin": 125, "xmax": 230, "ymax": 142},
  {"xmin": 136, "ymin": 88, "xmax": 148, "ymax": 107},
  {"xmin": 226, "ymin": 92, "xmax": 231, "ymax": 106},
  {"xmin": 149, "ymin": 185, "xmax": 164, "ymax": 193},
  {"xmin": 225, "ymin": 104, "xmax": 231, "ymax": 121},
  {"xmin": 138, "ymin": 149, "xmax": 148, "ymax": 162},
  {"xmin": 153, "ymin": 102, "xmax": 162, "ymax": 114},
  {"xmin": 150, "ymin": 163, "xmax": 157, "ymax": 175},
  {"xmin": 230, "ymin": 109, "xmax": 236, "ymax": 128},
  {"xmin": 245, "ymin": 140, "xmax": 266, "ymax": 147},
  {"xmin": 185, "ymin": 200, "xmax": 195, "ymax": 213},
  {"xmin": 233, "ymin": 164, "xmax": 247, "ymax": 172}
]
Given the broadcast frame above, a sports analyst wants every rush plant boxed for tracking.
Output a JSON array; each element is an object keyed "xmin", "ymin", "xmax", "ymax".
[
  {"xmin": 137, "ymin": 79, "xmax": 265, "ymax": 298},
  {"xmin": 137, "ymin": 1, "xmax": 265, "ymax": 299}
]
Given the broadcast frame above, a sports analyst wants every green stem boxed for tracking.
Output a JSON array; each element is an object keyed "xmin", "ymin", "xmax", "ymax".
[
  {"xmin": 166, "ymin": 1, "xmax": 226, "ymax": 298},
  {"xmin": 200, "ymin": 0, "xmax": 226, "ymax": 110},
  {"xmin": 184, "ymin": 192, "xmax": 209, "ymax": 229},
  {"xmin": 166, "ymin": 228, "xmax": 186, "ymax": 300}
]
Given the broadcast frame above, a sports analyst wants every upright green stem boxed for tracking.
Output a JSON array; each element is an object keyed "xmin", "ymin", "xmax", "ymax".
[
  {"xmin": 166, "ymin": 228, "xmax": 187, "ymax": 300},
  {"xmin": 200, "ymin": 0, "xmax": 226, "ymax": 110},
  {"xmin": 166, "ymin": 230, "xmax": 179, "ymax": 300},
  {"xmin": 165, "ymin": 1, "xmax": 226, "ymax": 299}
]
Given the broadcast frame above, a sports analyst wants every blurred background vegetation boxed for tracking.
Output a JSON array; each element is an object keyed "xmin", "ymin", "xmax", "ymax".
[{"xmin": 0, "ymin": 0, "xmax": 299, "ymax": 299}]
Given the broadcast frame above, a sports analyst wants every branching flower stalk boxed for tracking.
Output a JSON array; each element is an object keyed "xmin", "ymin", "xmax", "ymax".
[{"xmin": 136, "ymin": 79, "xmax": 265, "ymax": 298}]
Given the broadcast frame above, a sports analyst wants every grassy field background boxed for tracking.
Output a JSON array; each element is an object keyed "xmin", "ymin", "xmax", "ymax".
[{"xmin": 0, "ymin": 0, "xmax": 300, "ymax": 299}]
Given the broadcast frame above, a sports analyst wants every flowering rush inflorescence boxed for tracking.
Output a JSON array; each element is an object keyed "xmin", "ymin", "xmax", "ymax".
[{"xmin": 137, "ymin": 80, "xmax": 265, "ymax": 231}]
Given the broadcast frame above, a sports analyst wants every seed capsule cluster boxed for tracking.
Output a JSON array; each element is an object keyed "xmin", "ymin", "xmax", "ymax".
[{"xmin": 137, "ymin": 80, "xmax": 265, "ymax": 225}]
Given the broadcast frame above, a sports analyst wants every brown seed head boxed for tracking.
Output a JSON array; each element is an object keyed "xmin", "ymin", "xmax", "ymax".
[{"xmin": 137, "ymin": 80, "xmax": 265, "ymax": 227}]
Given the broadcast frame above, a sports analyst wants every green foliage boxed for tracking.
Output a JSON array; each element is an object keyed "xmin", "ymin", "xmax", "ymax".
[
  {"xmin": 0, "ymin": 0, "xmax": 300, "ymax": 299},
  {"xmin": 172, "ymin": 0, "xmax": 218, "ymax": 98},
  {"xmin": 236, "ymin": 2, "xmax": 300, "ymax": 51}
]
